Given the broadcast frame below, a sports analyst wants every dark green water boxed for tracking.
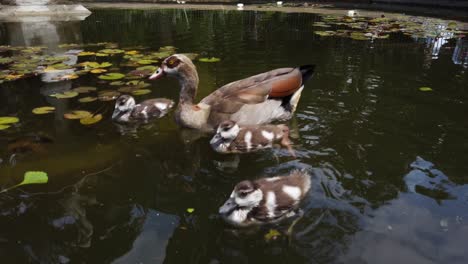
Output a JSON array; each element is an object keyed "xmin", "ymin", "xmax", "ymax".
[{"xmin": 1, "ymin": 8, "xmax": 468, "ymax": 264}]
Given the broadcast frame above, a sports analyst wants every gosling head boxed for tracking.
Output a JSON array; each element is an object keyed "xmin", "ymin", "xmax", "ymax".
[
  {"xmin": 112, "ymin": 95, "xmax": 136, "ymax": 120},
  {"xmin": 219, "ymin": 180, "xmax": 263, "ymax": 216},
  {"xmin": 210, "ymin": 120, "xmax": 240, "ymax": 147}
]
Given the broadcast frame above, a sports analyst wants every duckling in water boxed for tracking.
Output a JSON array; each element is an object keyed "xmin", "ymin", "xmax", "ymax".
[
  {"xmin": 112, "ymin": 95, "xmax": 174, "ymax": 123},
  {"xmin": 219, "ymin": 170, "xmax": 311, "ymax": 227},
  {"xmin": 209, "ymin": 120, "xmax": 295, "ymax": 156}
]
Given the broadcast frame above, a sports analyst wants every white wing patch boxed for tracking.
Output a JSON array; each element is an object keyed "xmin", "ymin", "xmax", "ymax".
[
  {"xmin": 265, "ymin": 191, "xmax": 277, "ymax": 217},
  {"xmin": 244, "ymin": 131, "xmax": 252, "ymax": 151},
  {"xmin": 265, "ymin": 176, "xmax": 280, "ymax": 182},
  {"xmin": 261, "ymin": 130, "xmax": 274, "ymax": 141},
  {"xmin": 155, "ymin": 102, "xmax": 167, "ymax": 110},
  {"xmin": 282, "ymin": 185, "xmax": 302, "ymax": 200}
]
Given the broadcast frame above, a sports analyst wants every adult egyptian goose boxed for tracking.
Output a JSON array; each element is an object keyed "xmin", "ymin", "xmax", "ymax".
[
  {"xmin": 219, "ymin": 170, "xmax": 311, "ymax": 227},
  {"xmin": 210, "ymin": 120, "xmax": 295, "ymax": 156},
  {"xmin": 149, "ymin": 54, "xmax": 315, "ymax": 131},
  {"xmin": 112, "ymin": 94, "xmax": 174, "ymax": 123}
]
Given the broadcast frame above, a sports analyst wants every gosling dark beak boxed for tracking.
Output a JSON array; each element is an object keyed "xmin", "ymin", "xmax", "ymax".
[
  {"xmin": 219, "ymin": 197, "xmax": 237, "ymax": 215},
  {"xmin": 210, "ymin": 134, "xmax": 223, "ymax": 146},
  {"xmin": 149, "ymin": 68, "xmax": 165, "ymax": 80}
]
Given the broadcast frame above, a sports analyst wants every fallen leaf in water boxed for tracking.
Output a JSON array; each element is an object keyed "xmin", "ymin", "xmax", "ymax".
[
  {"xmin": 264, "ymin": 229, "xmax": 281, "ymax": 241},
  {"xmin": 80, "ymin": 114, "xmax": 103, "ymax": 125},
  {"xmin": 50, "ymin": 91, "xmax": 79, "ymax": 99},
  {"xmin": 199, "ymin": 57, "xmax": 221, "ymax": 63},
  {"xmin": 419, "ymin": 87, "xmax": 433, "ymax": 92},
  {"xmin": 0, "ymin": 171, "xmax": 49, "ymax": 193},
  {"xmin": 64, "ymin": 110, "xmax": 92, "ymax": 120},
  {"xmin": 0, "ymin": 116, "xmax": 19, "ymax": 125},
  {"xmin": 32, "ymin": 106, "xmax": 55, "ymax": 114}
]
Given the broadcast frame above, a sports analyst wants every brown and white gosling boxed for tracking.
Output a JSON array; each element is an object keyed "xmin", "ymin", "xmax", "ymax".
[
  {"xmin": 209, "ymin": 120, "xmax": 295, "ymax": 156},
  {"xmin": 112, "ymin": 95, "xmax": 174, "ymax": 123},
  {"xmin": 219, "ymin": 170, "xmax": 311, "ymax": 227}
]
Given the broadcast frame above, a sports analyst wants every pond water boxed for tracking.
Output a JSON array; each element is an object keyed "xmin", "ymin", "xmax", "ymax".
[{"xmin": 1, "ymin": 7, "xmax": 468, "ymax": 264}]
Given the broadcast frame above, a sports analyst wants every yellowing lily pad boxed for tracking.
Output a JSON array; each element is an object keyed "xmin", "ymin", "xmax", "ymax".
[
  {"xmin": 91, "ymin": 68, "xmax": 107, "ymax": 74},
  {"xmin": 78, "ymin": 51, "xmax": 96, "ymax": 56},
  {"xmin": 73, "ymin": 86, "xmax": 97, "ymax": 93},
  {"xmin": 98, "ymin": 73, "xmax": 125, "ymax": 80},
  {"xmin": 186, "ymin": 208, "xmax": 195, "ymax": 213},
  {"xmin": 99, "ymin": 49, "xmax": 125, "ymax": 55},
  {"xmin": 78, "ymin": 96, "xmax": 98, "ymax": 103},
  {"xmin": 132, "ymin": 89, "xmax": 151, "ymax": 96},
  {"xmin": 80, "ymin": 114, "xmax": 103, "ymax": 125},
  {"xmin": 0, "ymin": 124, "xmax": 11, "ymax": 130},
  {"xmin": 64, "ymin": 110, "xmax": 92, "ymax": 120},
  {"xmin": 96, "ymin": 53, "xmax": 110, "ymax": 57},
  {"xmin": 32, "ymin": 106, "xmax": 55, "ymax": 114},
  {"xmin": 199, "ymin": 57, "xmax": 221, "ymax": 63},
  {"xmin": 125, "ymin": 50, "xmax": 139, "ymax": 55},
  {"xmin": 419, "ymin": 86, "xmax": 433, "ymax": 92},
  {"xmin": 0, "ymin": 116, "xmax": 19, "ymax": 125},
  {"xmin": 314, "ymin": 31, "xmax": 336, "ymax": 36},
  {"xmin": 50, "ymin": 91, "xmax": 79, "ymax": 99}
]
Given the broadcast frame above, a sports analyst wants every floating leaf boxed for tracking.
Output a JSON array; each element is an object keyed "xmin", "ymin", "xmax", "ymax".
[
  {"xmin": 64, "ymin": 110, "xmax": 92, "ymax": 120},
  {"xmin": 73, "ymin": 86, "xmax": 97, "ymax": 93},
  {"xmin": 350, "ymin": 32, "xmax": 369, "ymax": 40},
  {"xmin": 264, "ymin": 229, "xmax": 281, "ymax": 241},
  {"xmin": 314, "ymin": 31, "xmax": 335, "ymax": 36},
  {"xmin": 0, "ymin": 57, "xmax": 13, "ymax": 65},
  {"xmin": 78, "ymin": 51, "xmax": 96, "ymax": 56},
  {"xmin": 98, "ymin": 90, "xmax": 120, "ymax": 101},
  {"xmin": 98, "ymin": 49, "xmax": 125, "ymax": 55},
  {"xmin": 136, "ymin": 65, "xmax": 157, "ymax": 72},
  {"xmin": 57, "ymin": 74, "xmax": 79, "ymax": 81},
  {"xmin": 91, "ymin": 68, "xmax": 107, "ymax": 74},
  {"xmin": 80, "ymin": 114, "xmax": 103, "ymax": 125},
  {"xmin": 118, "ymin": 86, "xmax": 139, "ymax": 93},
  {"xmin": 98, "ymin": 73, "xmax": 125, "ymax": 80},
  {"xmin": 125, "ymin": 50, "xmax": 139, "ymax": 55},
  {"xmin": 186, "ymin": 208, "xmax": 195, "ymax": 213},
  {"xmin": 96, "ymin": 53, "xmax": 110, "ymax": 57},
  {"xmin": 126, "ymin": 80, "xmax": 150, "ymax": 88},
  {"xmin": 110, "ymin": 81, "xmax": 125, "ymax": 86},
  {"xmin": 78, "ymin": 96, "xmax": 98, "ymax": 103},
  {"xmin": 0, "ymin": 116, "xmax": 19, "ymax": 125},
  {"xmin": 0, "ymin": 124, "xmax": 10, "ymax": 130},
  {"xmin": 137, "ymin": 59, "xmax": 157, "ymax": 65},
  {"xmin": 419, "ymin": 87, "xmax": 433, "ymax": 92},
  {"xmin": 32, "ymin": 106, "xmax": 55, "ymax": 114},
  {"xmin": 50, "ymin": 91, "xmax": 79, "ymax": 99},
  {"xmin": 21, "ymin": 171, "xmax": 48, "ymax": 185},
  {"xmin": 199, "ymin": 57, "xmax": 221, "ymax": 63},
  {"xmin": 79, "ymin": 61, "xmax": 112, "ymax": 69},
  {"xmin": 132, "ymin": 89, "xmax": 151, "ymax": 96}
]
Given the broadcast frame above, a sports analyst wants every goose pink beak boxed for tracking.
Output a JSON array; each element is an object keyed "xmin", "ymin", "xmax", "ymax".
[{"xmin": 149, "ymin": 68, "xmax": 165, "ymax": 80}]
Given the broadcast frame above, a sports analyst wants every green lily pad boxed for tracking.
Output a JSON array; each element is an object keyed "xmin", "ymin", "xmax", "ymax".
[
  {"xmin": 96, "ymin": 53, "xmax": 110, "ymax": 57},
  {"xmin": 64, "ymin": 110, "xmax": 92, "ymax": 120},
  {"xmin": 0, "ymin": 116, "xmax": 19, "ymax": 125},
  {"xmin": 0, "ymin": 57, "xmax": 13, "ymax": 65},
  {"xmin": 136, "ymin": 65, "xmax": 157, "ymax": 72},
  {"xmin": 98, "ymin": 90, "xmax": 120, "ymax": 101},
  {"xmin": 98, "ymin": 49, "xmax": 125, "ymax": 55},
  {"xmin": 32, "ymin": 106, "xmax": 55, "ymax": 114},
  {"xmin": 314, "ymin": 31, "xmax": 336, "ymax": 37},
  {"xmin": 80, "ymin": 114, "xmax": 103, "ymax": 125},
  {"xmin": 419, "ymin": 87, "xmax": 433, "ymax": 92},
  {"xmin": 199, "ymin": 57, "xmax": 221, "ymax": 63},
  {"xmin": 110, "ymin": 81, "xmax": 125, "ymax": 86},
  {"xmin": 137, "ymin": 59, "xmax": 158, "ymax": 65},
  {"xmin": 73, "ymin": 86, "xmax": 97, "ymax": 93},
  {"xmin": 78, "ymin": 96, "xmax": 98, "ymax": 103},
  {"xmin": 98, "ymin": 73, "xmax": 125, "ymax": 80},
  {"xmin": 78, "ymin": 51, "xmax": 96, "ymax": 56},
  {"xmin": 79, "ymin": 61, "xmax": 112, "ymax": 69},
  {"xmin": 186, "ymin": 208, "xmax": 195, "ymax": 213},
  {"xmin": 50, "ymin": 91, "xmax": 79, "ymax": 99},
  {"xmin": 132, "ymin": 89, "xmax": 151, "ymax": 96},
  {"xmin": 0, "ymin": 124, "xmax": 11, "ymax": 130}
]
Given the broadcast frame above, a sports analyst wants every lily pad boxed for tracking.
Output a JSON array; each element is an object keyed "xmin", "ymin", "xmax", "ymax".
[
  {"xmin": 186, "ymin": 208, "xmax": 195, "ymax": 213},
  {"xmin": 99, "ymin": 49, "xmax": 125, "ymax": 55},
  {"xmin": 91, "ymin": 69, "xmax": 107, "ymax": 74},
  {"xmin": 118, "ymin": 86, "xmax": 139, "ymax": 93},
  {"xmin": 110, "ymin": 81, "xmax": 125, "ymax": 86},
  {"xmin": 98, "ymin": 73, "xmax": 125, "ymax": 80},
  {"xmin": 126, "ymin": 80, "xmax": 150, "ymax": 88},
  {"xmin": 132, "ymin": 89, "xmax": 151, "ymax": 96},
  {"xmin": 98, "ymin": 90, "xmax": 120, "ymax": 101},
  {"xmin": 64, "ymin": 110, "xmax": 92, "ymax": 120},
  {"xmin": 125, "ymin": 50, "xmax": 139, "ymax": 55},
  {"xmin": 0, "ymin": 124, "xmax": 11, "ymax": 130},
  {"xmin": 79, "ymin": 61, "xmax": 112, "ymax": 69},
  {"xmin": 50, "ymin": 91, "xmax": 79, "ymax": 99},
  {"xmin": 0, "ymin": 116, "xmax": 19, "ymax": 125},
  {"xmin": 80, "ymin": 114, "xmax": 103, "ymax": 125},
  {"xmin": 78, "ymin": 51, "xmax": 96, "ymax": 56},
  {"xmin": 57, "ymin": 74, "xmax": 79, "ymax": 81},
  {"xmin": 0, "ymin": 57, "xmax": 13, "ymax": 65},
  {"xmin": 136, "ymin": 65, "xmax": 157, "ymax": 72},
  {"xmin": 96, "ymin": 53, "xmax": 110, "ymax": 57},
  {"xmin": 78, "ymin": 96, "xmax": 98, "ymax": 103},
  {"xmin": 73, "ymin": 86, "xmax": 97, "ymax": 93},
  {"xmin": 419, "ymin": 87, "xmax": 433, "ymax": 92},
  {"xmin": 199, "ymin": 57, "xmax": 221, "ymax": 63},
  {"xmin": 314, "ymin": 31, "xmax": 335, "ymax": 36},
  {"xmin": 137, "ymin": 59, "xmax": 158, "ymax": 65},
  {"xmin": 32, "ymin": 106, "xmax": 55, "ymax": 115}
]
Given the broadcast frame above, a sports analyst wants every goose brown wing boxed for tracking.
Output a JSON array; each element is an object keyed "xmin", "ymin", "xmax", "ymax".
[{"xmin": 200, "ymin": 67, "xmax": 302, "ymax": 115}]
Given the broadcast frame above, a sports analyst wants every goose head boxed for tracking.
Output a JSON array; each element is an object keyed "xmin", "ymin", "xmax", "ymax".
[
  {"xmin": 149, "ymin": 54, "xmax": 196, "ymax": 80},
  {"xmin": 112, "ymin": 95, "xmax": 136, "ymax": 120},
  {"xmin": 210, "ymin": 120, "xmax": 240, "ymax": 147},
  {"xmin": 219, "ymin": 180, "xmax": 263, "ymax": 216}
]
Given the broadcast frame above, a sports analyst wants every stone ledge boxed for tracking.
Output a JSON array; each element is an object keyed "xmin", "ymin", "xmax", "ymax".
[{"xmin": 0, "ymin": 4, "xmax": 91, "ymax": 17}]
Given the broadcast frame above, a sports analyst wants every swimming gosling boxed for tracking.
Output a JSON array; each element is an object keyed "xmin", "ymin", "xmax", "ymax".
[{"xmin": 112, "ymin": 94, "xmax": 174, "ymax": 122}]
